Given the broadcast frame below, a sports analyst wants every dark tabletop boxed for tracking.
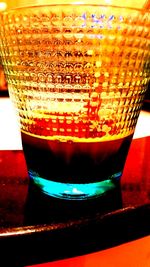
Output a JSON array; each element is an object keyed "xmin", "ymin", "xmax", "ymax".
[{"xmin": 0, "ymin": 136, "xmax": 150, "ymax": 267}]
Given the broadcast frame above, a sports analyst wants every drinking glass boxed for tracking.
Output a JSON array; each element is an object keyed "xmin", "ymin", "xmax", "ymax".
[{"xmin": 0, "ymin": 1, "xmax": 149, "ymax": 200}]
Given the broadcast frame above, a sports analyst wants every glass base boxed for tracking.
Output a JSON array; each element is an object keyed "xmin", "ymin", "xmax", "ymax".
[{"xmin": 29, "ymin": 170, "xmax": 121, "ymax": 200}]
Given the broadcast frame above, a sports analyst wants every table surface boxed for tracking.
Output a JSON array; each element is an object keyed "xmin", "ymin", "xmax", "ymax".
[{"xmin": 0, "ymin": 97, "xmax": 150, "ymax": 267}]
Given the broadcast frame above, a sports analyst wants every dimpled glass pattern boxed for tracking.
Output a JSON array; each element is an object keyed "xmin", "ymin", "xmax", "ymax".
[{"xmin": 0, "ymin": 5, "xmax": 150, "ymax": 142}]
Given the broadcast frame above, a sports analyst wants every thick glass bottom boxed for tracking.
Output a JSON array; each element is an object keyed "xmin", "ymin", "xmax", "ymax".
[{"xmin": 29, "ymin": 170, "xmax": 121, "ymax": 200}]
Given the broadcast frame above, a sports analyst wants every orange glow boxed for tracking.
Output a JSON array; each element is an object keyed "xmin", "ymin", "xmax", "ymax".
[{"xmin": 26, "ymin": 236, "xmax": 150, "ymax": 267}]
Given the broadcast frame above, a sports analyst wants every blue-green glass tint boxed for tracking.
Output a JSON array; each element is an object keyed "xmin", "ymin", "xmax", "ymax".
[{"xmin": 29, "ymin": 170, "xmax": 121, "ymax": 200}]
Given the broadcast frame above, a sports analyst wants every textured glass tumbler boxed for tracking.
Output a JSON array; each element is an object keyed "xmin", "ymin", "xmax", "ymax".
[{"xmin": 0, "ymin": 4, "xmax": 149, "ymax": 200}]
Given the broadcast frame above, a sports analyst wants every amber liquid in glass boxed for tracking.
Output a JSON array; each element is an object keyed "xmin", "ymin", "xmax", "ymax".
[
  {"xmin": 1, "ymin": 5, "xmax": 149, "ymax": 199},
  {"xmin": 22, "ymin": 129, "xmax": 132, "ymax": 200}
]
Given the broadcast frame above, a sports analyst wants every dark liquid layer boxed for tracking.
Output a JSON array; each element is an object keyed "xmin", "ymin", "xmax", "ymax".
[{"xmin": 22, "ymin": 133, "xmax": 132, "ymax": 184}]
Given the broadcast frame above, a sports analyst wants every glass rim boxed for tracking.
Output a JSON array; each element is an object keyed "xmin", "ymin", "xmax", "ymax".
[{"xmin": 1, "ymin": 3, "xmax": 150, "ymax": 15}]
